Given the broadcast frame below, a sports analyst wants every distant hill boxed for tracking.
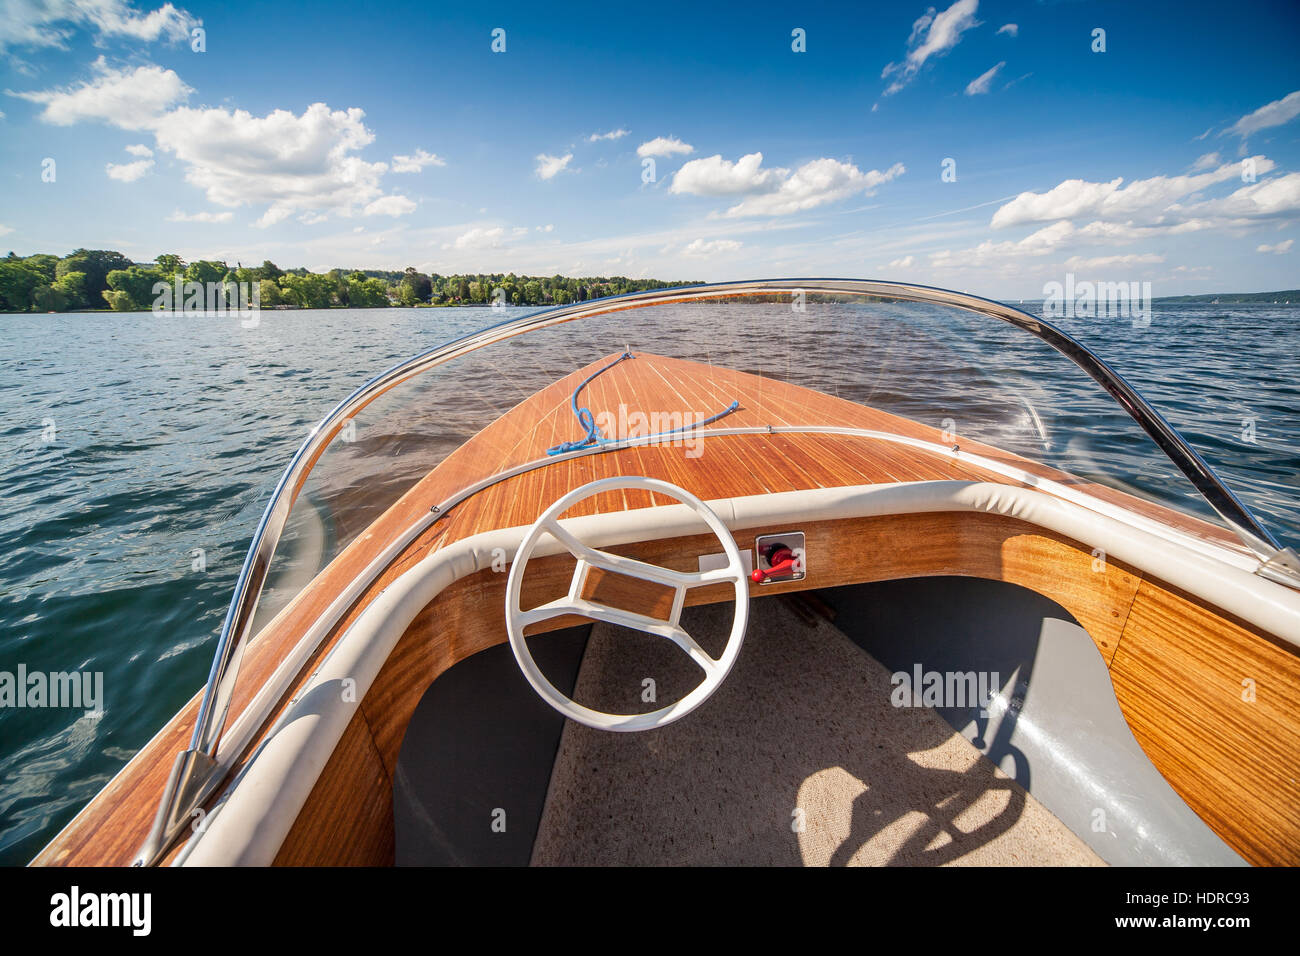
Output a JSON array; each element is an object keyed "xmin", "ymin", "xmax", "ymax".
[{"xmin": 1154, "ymin": 291, "xmax": 1300, "ymax": 304}]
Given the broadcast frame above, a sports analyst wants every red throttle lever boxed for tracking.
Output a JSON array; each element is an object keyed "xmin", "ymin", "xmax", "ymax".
[{"xmin": 751, "ymin": 545, "xmax": 798, "ymax": 584}]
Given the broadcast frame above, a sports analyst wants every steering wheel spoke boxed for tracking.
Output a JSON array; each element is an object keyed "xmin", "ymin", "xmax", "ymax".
[
  {"xmin": 516, "ymin": 598, "xmax": 588, "ymax": 631},
  {"xmin": 506, "ymin": 476, "xmax": 750, "ymax": 732},
  {"xmin": 522, "ymin": 594, "xmax": 719, "ymax": 673},
  {"xmin": 690, "ymin": 565, "xmax": 748, "ymax": 587},
  {"xmin": 544, "ymin": 519, "xmax": 704, "ymax": 590},
  {"xmin": 662, "ymin": 626, "xmax": 721, "ymax": 675}
]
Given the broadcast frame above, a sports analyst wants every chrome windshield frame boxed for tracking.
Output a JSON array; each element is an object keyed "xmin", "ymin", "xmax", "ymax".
[{"xmin": 135, "ymin": 277, "xmax": 1299, "ymax": 866}]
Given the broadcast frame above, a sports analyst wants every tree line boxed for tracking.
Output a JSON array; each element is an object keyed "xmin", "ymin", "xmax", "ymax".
[{"xmin": 0, "ymin": 249, "xmax": 699, "ymax": 313}]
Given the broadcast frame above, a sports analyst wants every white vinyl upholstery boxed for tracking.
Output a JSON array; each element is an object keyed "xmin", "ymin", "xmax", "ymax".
[{"xmin": 178, "ymin": 480, "xmax": 1300, "ymax": 866}]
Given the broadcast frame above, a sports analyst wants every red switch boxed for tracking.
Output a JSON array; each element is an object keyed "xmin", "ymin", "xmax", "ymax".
[{"xmin": 751, "ymin": 545, "xmax": 798, "ymax": 583}]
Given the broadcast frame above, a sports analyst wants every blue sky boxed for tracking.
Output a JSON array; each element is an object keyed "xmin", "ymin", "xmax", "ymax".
[{"xmin": 1, "ymin": 0, "xmax": 1298, "ymax": 297}]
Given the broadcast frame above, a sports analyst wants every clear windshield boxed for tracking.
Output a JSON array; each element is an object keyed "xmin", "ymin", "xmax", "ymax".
[{"xmin": 247, "ymin": 287, "xmax": 1292, "ymax": 638}]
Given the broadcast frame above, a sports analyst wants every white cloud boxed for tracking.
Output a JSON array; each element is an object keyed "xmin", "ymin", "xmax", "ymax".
[
  {"xmin": 104, "ymin": 141, "xmax": 154, "ymax": 180},
  {"xmin": 1073, "ymin": 219, "xmax": 1215, "ymax": 242},
  {"xmin": 1190, "ymin": 151, "xmax": 1220, "ymax": 171},
  {"xmin": 1063, "ymin": 253, "xmax": 1165, "ymax": 270},
  {"xmin": 991, "ymin": 156, "xmax": 1278, "ymax": 228},
  {"xmin": 1192, "ymin": 172, "xmax": 1300, "ymax": 221},
  {"xmin": 932, "ymin": 189, "xmax": 1300, "ymax": 274},
  {"xmin": 996, "ymin": 23, "xmax": 1017, "ymax": 37},
  {"xmin": 536, "ymin": 223, "xmax": 554, "ymax": 232},
  {"xmin": 881, "ymin": 0, "xmax": 981, "ymax": 96},
  {"xmin": 16, "ymin": 65, "xmax": 420, "ymax": 227},
  {"xmin": 449, "ymin": 226, "xmax": 505, "ymax": 250},
  {"xmin": 1256, "ymin": 239, "xmax": 1293, "ymax": 254},
  {"xmin": 153, "ymin": 102, "xmax": 407, "ymax": 227},
  {"xmin": 671, "ymin": 152, "xmax": 784, "ymax": 196},
  {"xmin": 965, "ymin": 61, "xmax": 1004, "ymax": 96},
  {"xmin": 535, "ymin": 152, "xmax": 572, "ymax": 180},
  {"xmin": 731, "ymin": 158, "xmax": 906, "ymax": 217},
  {"xmin": 888, "ymin": 255, "xmax": 915, "ymax": 268},
  {"xmin": 931, "ymin": 220, "xmax": 1076, "ymax": 267},
  {"xmin": 9, "ymin": 58, "xmax": 191, "ymax": 129},
  {"xmin": 672, "ymin": 151, "xmax": 905, "ymax": 217},
  {"xmin": 1226, "ymin": 89, "xmax": 1300, "ymax": 140},
  {"xmin": 223, "ymin": 211, "xmax": 879, "ymax": 283},
  {"xmin": 588, "ymin": 128, "xmax": 629, "ymax": 142},
  {"xmin": 0, "ymin": 0, "xmax": 200, "ymax": 53},
  {"xmin": 364, "ymin": 194, "xmax": 416, "ymax": 217},
  {"xmin": 106, "ymin": 157, "xmax": 152, "ymax": 181},
  {"xmin": 166, "ymin": 209, "xmax": 233, "ymax": 223},
  {"xmin": 390, "ymin": 148, "xmax": 445, "ymax": 173},
  {"xmin": 681, "ymin": 238, "xmax": 742, "ymax": 256},
  {"xmin": 636, "ymin": 136, "xmax": 693, "ymax": 158},
  {"xmin": 0, "ymin": 223, "xmax": 13, "ymax": 236},
  {"xmin": 931, "ymin": 222, "xmax": 1198, "ymax": 272}
]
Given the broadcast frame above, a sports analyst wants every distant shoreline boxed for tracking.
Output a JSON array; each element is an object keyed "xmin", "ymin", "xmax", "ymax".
[
  {"xmin": 0, "ymin": 302, "xmax": 495, "ymax": 315},
  {"xmin": 4, "ymin": 290, "xmax": 1300, "ymax": 316},
  {"xmin": 1151, "ymin": 291, "xmax": 1299, "ymax": 304},
  {"xmin": 0, "ymin": 301, "xmax": 595, "ymax": 315}
]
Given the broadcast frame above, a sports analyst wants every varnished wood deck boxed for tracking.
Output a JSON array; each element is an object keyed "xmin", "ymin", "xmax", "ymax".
[{"xmin": 33, "ymin": 351, "xmax": 1296, "ymax": 867}]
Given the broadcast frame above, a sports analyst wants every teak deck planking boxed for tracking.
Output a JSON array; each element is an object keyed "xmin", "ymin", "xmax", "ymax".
[{"xmin": 33, "ymin": 352, "xmax": 1296, "ymax": 867}]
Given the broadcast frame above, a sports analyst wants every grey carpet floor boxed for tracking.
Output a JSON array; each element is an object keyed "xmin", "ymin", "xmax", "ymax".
[{"xmin": 531, "ymin": 597, "xmax": 1102, "ymax": 866}]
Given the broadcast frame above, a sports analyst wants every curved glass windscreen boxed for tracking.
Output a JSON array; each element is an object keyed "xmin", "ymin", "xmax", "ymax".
[{"xmin": 243, "ymin": 284, "xmax": 1294, "ymax": 646}]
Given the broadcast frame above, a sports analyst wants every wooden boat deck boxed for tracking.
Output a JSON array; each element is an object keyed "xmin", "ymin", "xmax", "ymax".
[
  {"xmin": 409, "ymin": 350, "xmax": 1245, "ymax": 548},
  {"xmin": 33, "ymin": 351, "xmax": 1293, "ymax": 868}
]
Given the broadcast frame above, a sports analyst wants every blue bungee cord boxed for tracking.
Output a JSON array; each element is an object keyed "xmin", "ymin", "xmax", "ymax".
[{"xmin": 546, "ymin": 352, "xmax": 740, "ymax": 455}]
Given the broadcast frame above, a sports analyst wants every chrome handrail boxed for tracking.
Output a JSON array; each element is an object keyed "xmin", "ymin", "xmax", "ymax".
[{"xmin": 135, "ymin": 278, "xmax": 1300, "ymax": 865}]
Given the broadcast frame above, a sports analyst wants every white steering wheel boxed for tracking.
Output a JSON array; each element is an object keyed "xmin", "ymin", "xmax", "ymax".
[{"xmin": 505, "ymin": 476, "xmax": 750, "ymax": 732}]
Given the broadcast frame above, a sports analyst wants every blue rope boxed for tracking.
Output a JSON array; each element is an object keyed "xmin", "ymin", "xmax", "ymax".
[
  {"xmin": 546, "ymin": 352, "xmax": 739, "ymax": 455},
  {"xmin": 546, "ymin": 351, "xmax": 633, "ymax": 455}
]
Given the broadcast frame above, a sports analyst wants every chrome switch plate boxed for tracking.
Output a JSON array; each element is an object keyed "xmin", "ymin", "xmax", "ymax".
[{"xmin": 753, "ymin": 531, "xmax": 806, "ymax": 584}]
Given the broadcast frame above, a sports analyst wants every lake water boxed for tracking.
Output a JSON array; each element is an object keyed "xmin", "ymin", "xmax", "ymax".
[{"xmin": 1, "ymin": 299, "xmax": 1297, "ymax": 865}]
